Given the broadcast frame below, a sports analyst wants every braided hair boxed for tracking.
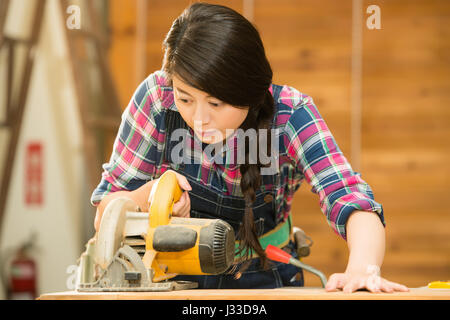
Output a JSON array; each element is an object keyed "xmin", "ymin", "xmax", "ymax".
[{"xmin": 162, "ymin": 2, "xmax": 275, "ymax": 273}]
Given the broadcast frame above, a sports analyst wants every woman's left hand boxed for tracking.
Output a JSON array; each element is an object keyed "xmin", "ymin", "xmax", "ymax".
[{"xmin": 325, "ymin": 270, "xmax": 409, "ymax": 293}]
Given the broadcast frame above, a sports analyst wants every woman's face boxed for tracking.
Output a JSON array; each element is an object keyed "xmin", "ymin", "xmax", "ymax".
[{"xmin": 172, "ymin": 74, "xmax": 249, "ymax": 144}]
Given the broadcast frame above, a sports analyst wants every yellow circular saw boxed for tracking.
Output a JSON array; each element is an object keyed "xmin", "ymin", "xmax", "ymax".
[{"xmin": 76, "ymin": 170, "xmax": 235, "ymax": 292}]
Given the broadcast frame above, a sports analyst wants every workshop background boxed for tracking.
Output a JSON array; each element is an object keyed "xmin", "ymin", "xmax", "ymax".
[{"xmin": 0, "ymin": 0, "xmax": 448, "ymax": 299}]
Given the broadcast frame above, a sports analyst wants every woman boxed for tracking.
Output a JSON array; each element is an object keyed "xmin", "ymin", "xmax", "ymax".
[{"xmin": 91, "ymin": 2, "xmax": 408, "ymax": 293}]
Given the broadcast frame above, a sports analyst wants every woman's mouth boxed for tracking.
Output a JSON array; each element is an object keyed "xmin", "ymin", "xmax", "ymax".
[{"xmin": 198, "ymin": 129, "xmax": 217, "ymax": 137}]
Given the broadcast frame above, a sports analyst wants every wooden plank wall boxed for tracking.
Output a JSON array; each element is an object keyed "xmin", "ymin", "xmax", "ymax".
[
  {"xmin": 107, "ymin": 0, "xmax": 450, "ymax": 288},
  {"xmin": 360, "ymin": 0, "xmax": 450, "ymax": 287}
]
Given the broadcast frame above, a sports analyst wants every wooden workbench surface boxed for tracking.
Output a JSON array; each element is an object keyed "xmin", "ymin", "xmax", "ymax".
[{"xmin": 38, "ymin": 287, "xmax": 450, "ymax": 300}]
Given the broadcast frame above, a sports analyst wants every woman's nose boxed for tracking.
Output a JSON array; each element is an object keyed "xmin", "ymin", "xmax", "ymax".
[{"xmin": 193, "ymin": 104, "xmax": 210, "ymax": 125}]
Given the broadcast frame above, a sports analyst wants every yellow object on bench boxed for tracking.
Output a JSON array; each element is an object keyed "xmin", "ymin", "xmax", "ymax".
[{"xmin": 428, "ymin": 281, "xmax": 450, "ymax": 289}]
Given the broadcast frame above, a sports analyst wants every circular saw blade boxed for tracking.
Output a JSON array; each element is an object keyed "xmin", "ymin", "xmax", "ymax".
[{"xmin": 95, "ymin": 197, "xmax": 139, "ymax": 269}]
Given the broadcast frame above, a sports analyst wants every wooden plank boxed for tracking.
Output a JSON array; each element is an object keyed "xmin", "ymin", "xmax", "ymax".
[
  {"xmin": 108, "ymin": 0, "xmax": 138, "ymax": 110},
  {"xmin": 38, "ymin": 287, "xmax": 450, "ymax": 300}
]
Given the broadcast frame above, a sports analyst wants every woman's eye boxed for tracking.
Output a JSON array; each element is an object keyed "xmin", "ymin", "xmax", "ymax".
[
  {"xmin": 209, "ymin": 102, "xmax": 221, "ymax": 107},
  {"xmin": 178, "ymin": 98, "xmax": 190, "ymax": 104}
]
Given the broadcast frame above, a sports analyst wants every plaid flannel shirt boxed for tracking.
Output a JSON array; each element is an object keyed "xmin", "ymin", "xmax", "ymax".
[{"xmin": 91, "ymin": 70, "xmax": 385, "ymax": 240}]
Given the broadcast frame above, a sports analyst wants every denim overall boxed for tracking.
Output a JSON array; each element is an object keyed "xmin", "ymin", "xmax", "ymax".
[{"xmin": 161, "ymin": 85, "xmax": 304, "ymax": 289}]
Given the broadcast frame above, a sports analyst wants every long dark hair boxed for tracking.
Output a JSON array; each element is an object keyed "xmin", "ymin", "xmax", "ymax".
[{"xmin": 162, "ymin": 2, "xmax": 275, "ymax": 273}]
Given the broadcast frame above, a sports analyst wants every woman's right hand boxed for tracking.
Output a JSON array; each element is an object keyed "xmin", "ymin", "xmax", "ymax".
[
  {"xmin": 158, "ymin": 170, "xmax": 192, "ymax": 218},
  {"xmin": 94, "ymin": 170, "xmax": 192, "ymax": 231}
]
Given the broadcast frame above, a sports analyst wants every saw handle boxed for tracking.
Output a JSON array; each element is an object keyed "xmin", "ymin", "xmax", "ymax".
[{"xmin": 148, "ymin": 170, "xmax": 183, "ymax": 227}]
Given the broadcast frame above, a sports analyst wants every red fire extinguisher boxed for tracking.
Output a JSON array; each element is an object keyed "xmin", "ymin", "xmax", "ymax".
[{"xmin": 6, "ymin": 235, "xmax": 38, "ymax": 300}]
